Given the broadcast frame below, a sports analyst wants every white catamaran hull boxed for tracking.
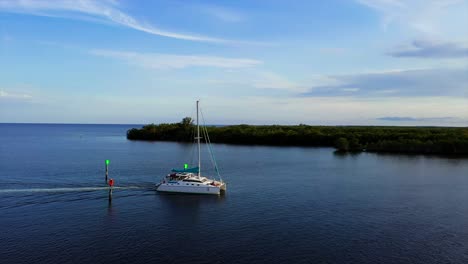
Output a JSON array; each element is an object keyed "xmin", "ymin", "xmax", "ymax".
[
  {"xmin": 156, "ymin": 101, "xmax": 227, "ymax": 195},
  {"xmin": 157, "ymin": 183, "xmax": 224, "ymax": 195}
]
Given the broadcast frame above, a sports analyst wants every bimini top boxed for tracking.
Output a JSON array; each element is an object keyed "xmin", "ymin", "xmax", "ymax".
[{"xmin": 171, "ymin": 167, "xmax": 199, "ymax": 173}]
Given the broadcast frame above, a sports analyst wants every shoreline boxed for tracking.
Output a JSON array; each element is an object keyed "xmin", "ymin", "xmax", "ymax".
[{"xmin": 126, "ymin": 119, "xmax": 468, "ymax": 156}]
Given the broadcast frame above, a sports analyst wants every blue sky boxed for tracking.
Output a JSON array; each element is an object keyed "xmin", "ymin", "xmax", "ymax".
[{"xmin": 0, "ymin": 0, "xmax": 467, "ymax": 126}]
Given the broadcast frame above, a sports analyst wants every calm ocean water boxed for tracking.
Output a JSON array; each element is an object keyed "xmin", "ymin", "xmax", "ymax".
[{"xmin": 1, "ymin": 123, "xmax": 468, "ymax": 264}]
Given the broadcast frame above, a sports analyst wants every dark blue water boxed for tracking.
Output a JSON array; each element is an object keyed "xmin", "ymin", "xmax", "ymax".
[{"xmin": 1, "ymin": 124, "xmax": 468, "ymax": 264}]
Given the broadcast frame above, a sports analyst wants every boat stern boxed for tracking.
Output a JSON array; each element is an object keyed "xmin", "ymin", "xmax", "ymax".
[{"xmin": 220, "ymin": 182, "xmax": 227, "ymax": 194}]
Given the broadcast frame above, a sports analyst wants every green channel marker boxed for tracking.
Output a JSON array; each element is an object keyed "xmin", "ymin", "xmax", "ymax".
[
  {"xmin": 106, "ymin": 160, "xmax": 110, "ymax": 165},
  {"xmin": 184, "ymin": 163, "xmax": 188, "ymax": 169}
]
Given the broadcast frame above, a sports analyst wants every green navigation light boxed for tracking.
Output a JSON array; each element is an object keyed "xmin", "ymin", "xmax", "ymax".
[
  {"xmin": 106, "ymin": 160, "xmax": 110, "ymax": 165},
  {"xmin": 184, "ymin": 163, "xmax": 188, "ymax": 169}
]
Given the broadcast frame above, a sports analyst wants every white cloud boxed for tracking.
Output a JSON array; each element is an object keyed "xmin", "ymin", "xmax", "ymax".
[
  {"xmin": 356, "ymin": 0, "xmax": 468, "ymax": 35},
  {"xmin": 341, "ymin": 88, "xmax": 360, "ymax": 92},
  {"xmin": 90, "ymin": 49, "xmax": 262, "ymax": 69},
  {"xmin": 251, "ymin": 72, "xmax": 305, "ymax": 91},
  {"xmin": 199, "ymin": 5, "xmax": 244, "ymax": 23},
  {"xmin": 202, "ymin": 95, "xmax": 468, "ymax": 126},
  {"xmin": 388, "ymin": 39, "xmax": 468, "ymax": 58},
  {"xmin": 205, "ymin": 70, "xmax": 306, "ymax": 92},
  {"xmin": 377, "ymin": 116, "xmax": 456, "ymax": 122},
  {"xmin": 0, "ymin": 89, "xmax": 32, "ymax": 99},
  {"xmin": 0, "ymin": 0, "xmax": 227, "ymax": 43},
  {"xmin": 303, "ymin": 67, "xmax": 468, "ymax": 97}
]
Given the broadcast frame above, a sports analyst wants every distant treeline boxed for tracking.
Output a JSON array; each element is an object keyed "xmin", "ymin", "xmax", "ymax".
[{"xmin": 127, "ymin": 118, "xmax": 468, "ymax": 155}]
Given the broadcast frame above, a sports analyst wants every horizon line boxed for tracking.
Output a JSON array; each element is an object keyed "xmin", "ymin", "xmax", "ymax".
[{"xmin": 0, "ymin": 122, "xmax": 466, "ymax": 128}]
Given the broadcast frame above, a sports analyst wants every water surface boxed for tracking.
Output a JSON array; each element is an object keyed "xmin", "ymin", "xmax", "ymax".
[{"xmin": 1, "ymin": 124, "xmax": 467, "ymax": 263}]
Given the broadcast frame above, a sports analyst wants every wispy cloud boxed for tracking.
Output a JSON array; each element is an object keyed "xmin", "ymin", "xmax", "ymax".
[
  {"xmin": 388, "ymin": 39, "xmax": 468, "ymax": 58},
  {"xmin": 356, "ymin": 0, "xmax": 467, "ymax": 34},
  {"xmin": 90, "ymin": 49, "xmax": 262, "ymax": 69},
  {"xmin": 206, "ymin": 70, "xmax": 306, "ymax": 93},
  {"xmin": 204, "ymin": 96, "xmax": 468, "ymax": 126},
  {"xmin": 302, "ymin": 67, "xmax": 468, "ymax": 97},
  {"xmin": 377, "ymin": 116, "xmax": 455, "ymax": 122},
  {"xmin": 251, "ymin": 72, "xmax": 305, "ymax": 91},
  {"xmin": 0, "ymin": 0, "xmax": 228, "ymax": 43},
  {"xmin": 0, "ymin": 89, "xmax": 32, "ymax": 99},
  {"xmin": 198, "ymin": 5, "xmax": 245, "ymax": 23}
]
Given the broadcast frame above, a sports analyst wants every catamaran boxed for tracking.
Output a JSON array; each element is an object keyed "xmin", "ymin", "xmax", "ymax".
[{"xmin": 156, "ymin": 100, "xmax": 226, "ymax": 195}]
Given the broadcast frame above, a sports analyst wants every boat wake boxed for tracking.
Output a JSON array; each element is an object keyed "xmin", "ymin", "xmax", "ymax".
[{"xmin": 0, "ymin": 186, "xmax": 150, "ymax": 194}]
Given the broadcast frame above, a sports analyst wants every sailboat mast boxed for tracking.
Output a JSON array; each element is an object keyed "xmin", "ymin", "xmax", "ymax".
[{"xmin": 197, "ymin": 100, "xmax": 201, "ymax": 177}]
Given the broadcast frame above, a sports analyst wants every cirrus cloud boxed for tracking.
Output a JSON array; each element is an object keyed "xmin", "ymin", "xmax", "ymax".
[
  {"xmin": 388, "ymin": 39, "xmax": 468, "ymax": 58},
  {"xmin": 377, "ymin": 116, "xmax": 455, "ymax": 122},
  {"xmin": 90, "ymin": 49, "xmax": 262, "ymax": 69},
  {"xmin": 0, "ymin": 0, "xmax": 228, "ymax": 43},
  {"xmin": 302, "ymin": 67, "xmax": 468, "ymax": 97},
  {"xmin": 197, "ymin": 4, "xmax": 245, "ymax": 23},
  {"xmin": 0, "ymin": 89, "xmax": 32, "ymax": 99},
  {"xmin": 356, "ymin": 0, "xmax": 468, "ymax": 34}
]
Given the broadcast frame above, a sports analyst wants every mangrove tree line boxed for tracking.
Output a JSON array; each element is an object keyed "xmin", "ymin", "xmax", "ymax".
[{"xmin": 126, "ymin": 118, "xmax": 468, "ymax": 155}]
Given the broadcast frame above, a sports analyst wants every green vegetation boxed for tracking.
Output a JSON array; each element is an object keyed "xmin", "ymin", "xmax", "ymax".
[
  {"xmin": 127, "ymin": 117, "xmax": 194, "ymax": 141},
  {"xmin": 127, "ymin": 118, "xmax": 468, "ymax": 155}
]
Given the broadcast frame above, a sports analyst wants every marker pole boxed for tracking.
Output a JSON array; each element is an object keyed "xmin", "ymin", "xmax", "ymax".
[
  {"xmin": 108, "ymin": 178, "xmax": 114, "ymax": 201},
  {"xmin": 105, "ymin": 160, "xmax": 109, "ymax": 182}
]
